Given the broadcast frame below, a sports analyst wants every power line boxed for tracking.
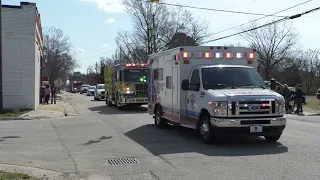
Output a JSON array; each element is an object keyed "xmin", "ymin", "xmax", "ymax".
[
  {"xmin": 144, "ymin": 0, "xmax": 287, "ymax": 17},
  {"xmin": 207, "ymin": 0, "xmax": 312, "ymax": 37},
  {"xmin": 202, "ymin": 6, "xmax": 320, "ymax": 44},
  {"xmin": 223, "ymin": 0, "xmax": 252, "ymax": 10},
  {"xmin": 77, "ymin": 49, "xmax": 116, "ymax": 61}
]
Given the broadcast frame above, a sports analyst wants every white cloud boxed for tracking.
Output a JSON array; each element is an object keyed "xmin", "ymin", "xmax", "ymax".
[
  {"xmin": 102, "ymin": 44, "xmax": 109, "ymax": 48},
  {"xmin": 106, "ymin": 18, "xmax": 116, "ymax": 23},
  {"xmin": 76, "ymin": 48, "xmax": 85, "ymax": 54},
  {"xmin": 80, "ymin": 0, "xmax": 124, "ymax": 13}
]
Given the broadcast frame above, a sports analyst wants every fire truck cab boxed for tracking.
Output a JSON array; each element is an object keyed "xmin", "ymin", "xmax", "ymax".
[
  {"xmin": 105, "ymin": 63, "xmax": 149, "ymax": 109},
  {"xmin": 148, "ymin": 46, "xmax": 286, "ymax": 144}
]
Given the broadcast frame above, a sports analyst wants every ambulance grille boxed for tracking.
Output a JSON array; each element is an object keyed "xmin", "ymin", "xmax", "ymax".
[{"xmin": 230, "ymin": 100, "xmax": 276, "ymax": 117}]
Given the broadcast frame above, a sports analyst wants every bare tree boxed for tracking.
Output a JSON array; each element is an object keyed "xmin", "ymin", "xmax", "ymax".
[
  {"xmin": 122, "ymin": 0, "xmax": 209, "ymax": 57},
  {"xmin": 43, "ymin": 27, "xmax": 78, "ymax": 85},
  {"xmin": 297, "ymin": 49, "xmax": 320, "ymax": 94},
  {"xmin": 115, "ymin": 31, "xmax": 148, "ymax": 63},
  {"xmin": 240, "ymin": 20, "xmax": 299, "ymax": 80}
]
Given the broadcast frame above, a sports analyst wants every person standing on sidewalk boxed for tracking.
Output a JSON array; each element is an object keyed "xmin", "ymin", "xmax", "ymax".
[
  {"xmin": 294, "ymin": 84, "xmax": 304, "ymax": 114},
  {"xmin": 51, "ymin": 85, "xmax": 57, "ymax": 104},
  {"xmin": 44, "ymin": 85, "xmax": 51, "ymax": 104},
  {"xmin": 270, "ymin": 78, "xmax": 277, "ymax": 91},
  {"xmin": 282, "ymin": 84, "xmax": 292, "ymax": 112},
  {"xmin": 40, "ymin": 86, "xmax": 45, "ymax": 104}
]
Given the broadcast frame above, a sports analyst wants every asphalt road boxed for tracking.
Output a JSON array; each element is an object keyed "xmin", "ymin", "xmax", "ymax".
[
  {"xmin": 72, "ymin": 92, "xmax": 320, "ymax": 180},
  {"xmin": 0, "ymin": 92, "xmax": 319, "ymax": 180}
]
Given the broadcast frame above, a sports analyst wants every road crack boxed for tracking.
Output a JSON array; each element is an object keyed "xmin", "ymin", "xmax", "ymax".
[{"xmin": 51, "ymin": 123, "xmax": 78, "ymax": 174}]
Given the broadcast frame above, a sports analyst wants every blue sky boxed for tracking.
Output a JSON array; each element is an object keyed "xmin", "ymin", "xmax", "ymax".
[{"xmin": 2, "ymin": 0, "xmax": 320, "ymax": 73}]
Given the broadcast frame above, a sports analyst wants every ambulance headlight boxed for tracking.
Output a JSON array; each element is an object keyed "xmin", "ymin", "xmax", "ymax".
[
  {"xmin": 277, "ymin": 100, "xmax": 286, "ymax": 115},
  {"xmin": 213, "ymin": 101, "xmax": 228, "ymax": 117}
]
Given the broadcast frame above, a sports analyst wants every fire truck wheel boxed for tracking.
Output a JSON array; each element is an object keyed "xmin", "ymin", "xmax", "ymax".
[
  {"xmin": 116, "ymin": 95, "xmax": 124, "ymax": 110},
  {"xmin": 199, "ymin": 113, "xmax": 216, "ymax": 144},
  {"xmin": 155, "ymin": 107, "xmax": 167, "ymax": 129}
]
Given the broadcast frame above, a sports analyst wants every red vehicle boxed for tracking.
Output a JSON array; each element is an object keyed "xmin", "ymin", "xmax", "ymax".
[{"xmin": 71, "ymin": 81, "xmax": 84, "ymax": 93}]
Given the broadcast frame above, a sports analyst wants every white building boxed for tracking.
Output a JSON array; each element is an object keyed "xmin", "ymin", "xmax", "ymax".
[{"xmin": 2, "ymin": 2, "xmax": 43, "ymax": 109}]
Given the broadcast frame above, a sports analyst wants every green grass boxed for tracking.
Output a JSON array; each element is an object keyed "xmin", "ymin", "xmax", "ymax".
[
  {"xmin": 0, "ymin": 171, "xmax": 37, "ymax": 180},
  {"xmin": 304, "ymin": 96, "xmax": 320, "ymax": 111},
  {"xmin": 0, "ymin": 109, "xmax": 32, "ymax": 118}
]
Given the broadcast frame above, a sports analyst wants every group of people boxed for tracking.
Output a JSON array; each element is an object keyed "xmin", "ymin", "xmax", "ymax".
[
  {"xmin": 270, "ymin": 79, "xmax": 304, "ymax": 114},
  {"xmin": 40, "ymin": 84, "xmax": 57, "ymax": 104}
]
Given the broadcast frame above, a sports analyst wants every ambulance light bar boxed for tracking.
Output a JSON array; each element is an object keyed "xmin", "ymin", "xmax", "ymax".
[{"xmin": 179, "ymin": 51, "xmax": 256, "ymax": 61}]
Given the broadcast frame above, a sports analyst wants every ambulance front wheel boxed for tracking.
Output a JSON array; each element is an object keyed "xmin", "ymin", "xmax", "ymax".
[
  {"xmin": 199, "ymin": 113, "xmax": 216, "ymax": 144},
  {"xmin": 155, "ymin": 107, "xmax": 167, "ymax": 129}
]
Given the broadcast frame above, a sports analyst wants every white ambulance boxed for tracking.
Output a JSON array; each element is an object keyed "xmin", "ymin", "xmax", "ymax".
[{"xmin": 148, "ymin": 46, "xmax": 286, "ymax": 144}]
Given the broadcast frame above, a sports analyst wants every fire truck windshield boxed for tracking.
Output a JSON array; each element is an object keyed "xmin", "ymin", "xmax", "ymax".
[
  {"xmin": 123, "ymin": 69, "xmax": 149, "ymax": 83},
  {"xmin": 201, "ymin": 67, "xmax": 266, "ymax": 90}
]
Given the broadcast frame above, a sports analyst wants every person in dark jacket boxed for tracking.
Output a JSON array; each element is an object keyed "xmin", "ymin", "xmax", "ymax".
[
  {"xmin": 40, "ymin": 86, "xmax": 45, "ymax": 104},
  {"xmin": 282, "ymin": 84, "xmax": 292, "ymax": 111},
  {"xmin": 270, "ymin": 78, "xmax": 277, "ymax": 91},
  {"xmin": 294, "ymin": 84, "xmax": 304, "ymax": 113},
  {"xmin": 51, "ymin": 85, "xmax": 57, "ymax": 104}
]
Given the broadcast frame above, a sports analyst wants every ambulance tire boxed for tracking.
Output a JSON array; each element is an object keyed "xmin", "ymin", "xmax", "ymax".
[
  {"xmin": 199, "ymin": 113, "xmax": 216, "ymax": 144},
  {"xmin": 155, "ymin": 107, "xmax": 167, "ymax": 129}
]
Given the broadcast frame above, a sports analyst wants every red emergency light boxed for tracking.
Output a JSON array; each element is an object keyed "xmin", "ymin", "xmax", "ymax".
[{"xmin": 175, "ymin": 54, "xmax": 180, "ymax": 61}]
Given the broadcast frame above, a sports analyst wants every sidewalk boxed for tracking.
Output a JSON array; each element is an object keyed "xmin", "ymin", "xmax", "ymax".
[{"xmin": 20, "ymin": 92, "xmax": 77, "ymax": 120}]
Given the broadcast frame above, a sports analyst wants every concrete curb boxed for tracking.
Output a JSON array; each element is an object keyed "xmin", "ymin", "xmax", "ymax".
[
  {"xmin": 0, "ymin": 163, "xmax": 76, "ymax": 180},
  {"xmin": 0, "ymin": 117, "xmax": 34, "ymax": 121},
  {"xmin": 61, "ymin": 92, "xmax": 78, "ymax": 116},
  {"xmin": 19, "ymin": 110, "xmax": 36, "ymax": 117}
]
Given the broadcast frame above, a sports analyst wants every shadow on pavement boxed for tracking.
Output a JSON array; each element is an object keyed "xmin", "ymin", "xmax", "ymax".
[
  {"xmin": 88, "ymin": 105, "xmax": 148, "ymax": 115},
  {"xmin": 125, "ymin": 124, "xmax": 288, "ymax": 157},
  {"xmin": 83, "ymin": 136, "xmax": 112, "ymax": 145},
  {"xmin": 0, "ymin": 136, "xmax": 20, "ymax": 142},
  {"xmin": 1, "ymin": 136, "xmax": 20, "ymax": 139}
]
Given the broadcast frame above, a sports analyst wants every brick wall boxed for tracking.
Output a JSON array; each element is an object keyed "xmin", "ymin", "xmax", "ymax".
[{"xmin": 2, "ymin": 3, "xmax": 41, "ymax": 109}]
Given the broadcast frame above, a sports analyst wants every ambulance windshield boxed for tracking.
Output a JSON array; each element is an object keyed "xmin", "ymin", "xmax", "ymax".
[
  {"xmin": 123, "ymin": 69, "xmax": 149, "ymax": 83},
  {"xmin": 201, "ymin": 67, "xmax": 267, "ymax": 90}
]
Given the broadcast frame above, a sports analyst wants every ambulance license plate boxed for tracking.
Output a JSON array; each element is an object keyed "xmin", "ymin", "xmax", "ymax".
[{"xmin": 250, "ymin": 125, "xmax": 262, "ymax": 133}]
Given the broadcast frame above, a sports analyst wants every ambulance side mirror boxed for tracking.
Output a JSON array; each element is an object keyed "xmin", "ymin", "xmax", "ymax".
[{"xmin": 181, "ymin": 79, "xmax": 190, "ymax": 91}]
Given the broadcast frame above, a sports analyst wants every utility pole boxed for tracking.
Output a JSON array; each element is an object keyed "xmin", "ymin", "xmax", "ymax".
[
  {"xmin": 95, "ymin": 62, "xmax": 98, "ymax": 84},
  {"xmin": 0, "ymin": 0, "xmax": 3, "ymax": 111},
  {"xmin": 86, "ymin": 68, "xmax": 88, "ymax": 84}
]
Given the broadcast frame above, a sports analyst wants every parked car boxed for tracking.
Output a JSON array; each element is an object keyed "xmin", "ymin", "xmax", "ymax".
[
  {"xmin": 80, "ymin": 84, "xmax": 90, "ymax": 94},
  {"xmin": 94, "ymin": 84, "xmax": 105, "ymax": 101},
  {"xmin": 87, "ymin": 86, "xmax": 95, "ymax": 96},
  {"xmin": 264, "ymin": 80, "xmax": 306, "ymax": 104}
]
